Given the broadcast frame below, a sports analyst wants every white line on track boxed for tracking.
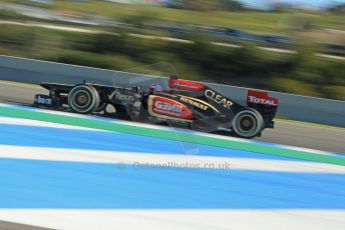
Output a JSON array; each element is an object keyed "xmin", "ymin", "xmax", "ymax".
[
  {"xmin": 0, "ymin": 145, "xmax": 344, "ymax": 173},
  {"xmin": 0, "ymin": 209, "xmax": 344, "ymax": 230}
]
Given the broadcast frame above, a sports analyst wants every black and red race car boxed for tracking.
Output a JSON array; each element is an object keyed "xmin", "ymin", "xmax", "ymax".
[{"xmin": 34, "ymin": 76, "xmax": 278, "ymax": 138}]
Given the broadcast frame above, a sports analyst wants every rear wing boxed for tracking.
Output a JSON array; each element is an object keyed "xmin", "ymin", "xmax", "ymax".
[{"xmin": 247, "ymin": 90, "xmax": 279, "ymax": 107}]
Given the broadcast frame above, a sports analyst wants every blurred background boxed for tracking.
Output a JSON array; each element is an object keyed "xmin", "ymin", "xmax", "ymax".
[{"xmin": 0, "ymin": 0, "xmax": 344, "ymax": 100}]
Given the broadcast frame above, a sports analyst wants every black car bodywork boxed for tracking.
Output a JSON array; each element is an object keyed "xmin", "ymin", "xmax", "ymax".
[{"xmin": 34, "ymin": 77, "xmax": 279, "ymax": 138}]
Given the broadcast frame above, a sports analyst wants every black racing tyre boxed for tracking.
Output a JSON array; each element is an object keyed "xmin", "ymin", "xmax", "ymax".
[
  {"xmin": 68, "ymin": 85, "xmax": 100, "ymax": 114},
  {"xmin": 231, "ymin": 108, "xmax": 264, "ymax": 138},
  {"xmin": 95, "ymin": 101, "xmax": 107, "ymax": 113}
]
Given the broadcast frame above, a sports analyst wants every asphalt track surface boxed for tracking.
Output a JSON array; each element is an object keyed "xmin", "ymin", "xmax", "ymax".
[
  {"xmin": 0, "ymin": 81, "xmax": 344, "ymax": 230},
  {"xmin": 0, "ymin": 81, "xmax": 344, "ymax": 154},
  {"xmin": 0, "ymin": 221, "xmax": 51, "ymax": 230}
]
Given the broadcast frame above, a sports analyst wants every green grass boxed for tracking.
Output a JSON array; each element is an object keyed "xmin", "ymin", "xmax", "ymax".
[
  {"xmin": 312, "ymin": 13, "xmax": 345, "ymax": 30},
  {"xmin": 50, "ymin": 2, "xmax": 294, "ymax": 32},
  {"xmin": 54, "ymin": 1, "xmax": 345, "ymax": 32},
  {"xmin": 2, "ymin": 0, "xmax": 344, "ymax": 33},
  {"xmin": 47, "ymin": 2, "xmax": 345, "ymax": 31}
]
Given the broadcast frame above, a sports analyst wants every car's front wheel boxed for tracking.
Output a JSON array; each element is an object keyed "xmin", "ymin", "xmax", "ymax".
[
  {"xmin": 68, "ymin": 85, "xmax": 100, "ymax": 114},
  {"xmin": 231, "ymin": 108, "xmax": 264, "ymax": 138}
]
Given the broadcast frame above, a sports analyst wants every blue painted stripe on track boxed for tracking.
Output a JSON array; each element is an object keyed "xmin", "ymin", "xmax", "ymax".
[
  {"xmin": 0, "ymin": 158, "xmax": 344, "ymax": 209},
  {"xmin": 1, "ymin": 105, "xmax": 342, "ymax": 156},
  {"xmin": 0, "ymin": 123, "xmax": 300, "ymax": 161}
]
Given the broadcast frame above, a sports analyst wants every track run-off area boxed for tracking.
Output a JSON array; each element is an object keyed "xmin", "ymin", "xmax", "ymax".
[{"xmin": 0, "ymin": 101, "xmax": 344, "ymax": 229}]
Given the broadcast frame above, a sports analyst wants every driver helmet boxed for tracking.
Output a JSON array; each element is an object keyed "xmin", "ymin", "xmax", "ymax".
[{"xmin": 149, "ymin": 84, "xmax": 163, "ymax": 93}]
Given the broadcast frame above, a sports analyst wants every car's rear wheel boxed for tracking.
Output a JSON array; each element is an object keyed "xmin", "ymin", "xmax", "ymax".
[
  {"xmin": 232, "ymin": 108, "xmax": 263, "ymax": 138},
  {"xmin": 68, "ymin": 85, "xmax": 100, "ymax": 114},
  {"xmin": 95, "ymin": 101, "xmax": 107, "ymax": 113}
]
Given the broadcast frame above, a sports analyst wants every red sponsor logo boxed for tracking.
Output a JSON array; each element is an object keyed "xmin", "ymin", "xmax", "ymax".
[
  {"xmin": 247, "ymin": 90, "xmax": 279, "ymax": 106},
  {"xmin": 152, "ymin": 96, "xmax": 192, "ymax": 120},
  {"xmin": 169, "ymin": 79, "xmax": 205, "ymax": 92}
]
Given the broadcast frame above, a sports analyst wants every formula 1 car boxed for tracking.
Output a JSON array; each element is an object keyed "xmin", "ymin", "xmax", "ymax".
[{"xmin": 33, "ymin": 76, "xmax": 278, "ymax": 138}]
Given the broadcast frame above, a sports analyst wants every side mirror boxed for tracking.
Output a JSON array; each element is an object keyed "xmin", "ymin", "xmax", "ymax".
[{"xmin": 132, "ymin": 86, "xmax": 141, "ymax": 92}]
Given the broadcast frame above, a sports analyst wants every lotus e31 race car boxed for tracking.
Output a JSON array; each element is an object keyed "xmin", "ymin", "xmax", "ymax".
[{"xmin": 33, "ymin": 76, "xmax": 279, "ymax": 138}]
